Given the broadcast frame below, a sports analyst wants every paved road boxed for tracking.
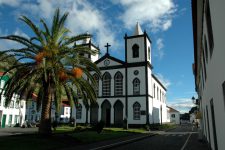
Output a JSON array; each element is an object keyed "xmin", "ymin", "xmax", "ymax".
[
  {"xmin": 106, "ymin": 124, "xmax": 207, "ymax": 150},
  {"xmin": 0, "ymin": 127, "xmax": 37, "ymax": 136}
]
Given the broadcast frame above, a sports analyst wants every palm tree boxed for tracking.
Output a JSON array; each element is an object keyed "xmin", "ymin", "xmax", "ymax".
[{"xmin": 0, "ymin": 8, "xmax": 100, "ymax": 135}]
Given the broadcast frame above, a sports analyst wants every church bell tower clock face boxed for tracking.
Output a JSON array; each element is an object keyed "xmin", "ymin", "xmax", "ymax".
[{"xmin": 104, "ymin": 59, "xmax": 110, "ymax": 66}]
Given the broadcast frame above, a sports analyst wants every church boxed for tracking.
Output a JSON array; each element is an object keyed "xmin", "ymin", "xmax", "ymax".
[{"xmin": 74, "ymin": 23, "xmax": 167, "ymax": 127}]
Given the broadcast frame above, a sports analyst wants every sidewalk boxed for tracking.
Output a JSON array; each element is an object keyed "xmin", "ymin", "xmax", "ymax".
[
  {"xmin": 184, "ymin": 133, "xmax": 211, "ymax": 150},
  {"xmin": 0, "ymin": 127, "xmax": 37, "ymax": 136}
]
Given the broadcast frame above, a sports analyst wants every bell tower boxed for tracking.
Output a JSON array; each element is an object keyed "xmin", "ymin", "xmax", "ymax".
[{"xmin": 125, "ymin": 22, "xmax": 152, "ymax": 64}]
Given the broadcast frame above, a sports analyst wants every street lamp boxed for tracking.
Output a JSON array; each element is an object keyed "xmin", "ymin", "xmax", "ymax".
[{"xmin": 192, "ymin": 96, "xmax": 199, "ymax": 105}]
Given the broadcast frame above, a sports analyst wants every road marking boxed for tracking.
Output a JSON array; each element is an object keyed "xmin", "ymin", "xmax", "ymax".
[
  {"xmin": 90, "ymin": 134, "xmax": 151, "ymax": 150},
  {"xmin": 180, "ymin": 133, "xmax": 192, "ymax": 150},
  {"xmin": 165, "ymin": 134, "xmax": 169, "ymax": 136},
  {"xmin": 178, "ymin": 134, "xmax": 183, "ymax": 137}
]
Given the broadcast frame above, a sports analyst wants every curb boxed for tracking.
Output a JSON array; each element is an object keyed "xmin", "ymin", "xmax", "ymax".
[{"xmin": 90, "ymin": 133, "xmax": 157, "ymax": 150}]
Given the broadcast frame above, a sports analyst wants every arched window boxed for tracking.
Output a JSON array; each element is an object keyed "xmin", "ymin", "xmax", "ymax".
[
  {"xmin": 102, "ymin": 72, "xmax": 111, "ymax": 96},
  {"xmin": 133, "ymin": 102, "xmax": 141, "ymax": 120},
  {"xmin": 132, "ymin": 44, "xmax": 139, "ymax": 58},
  {"xmin": 76, "ymin": 104, "xmax": 82, "ymax": 119},
  {"xmin": 114, "ymin": 72, "xmax": 123, "ymax": 96},
  {"xmin": 133, "ymin": 78, "xmax": 140, "ymax": 95},
  {"xmin": 93, "ymin": 74, "xmax": 99, "ymax": 96}
]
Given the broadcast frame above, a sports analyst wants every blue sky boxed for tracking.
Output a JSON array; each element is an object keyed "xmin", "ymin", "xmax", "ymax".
[{"xmin": 0, "ymin": 0, "xmax": 196, "ymax": 113}]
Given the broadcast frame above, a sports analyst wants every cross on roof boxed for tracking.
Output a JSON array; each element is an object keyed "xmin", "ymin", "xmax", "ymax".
[{"xmin": 105, "ymin": 43, "xmax": 111, "ymax": 54}]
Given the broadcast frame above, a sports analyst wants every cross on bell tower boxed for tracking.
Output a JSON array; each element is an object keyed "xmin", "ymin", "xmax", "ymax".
[{"xmin": 105, "ymin": 43, "xmax": 111, "ymax": 55}]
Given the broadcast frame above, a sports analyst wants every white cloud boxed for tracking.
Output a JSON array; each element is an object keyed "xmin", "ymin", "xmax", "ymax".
[
  {"xmin": 0, "ymin": 28, "xmax": 29, "ymax": 50},
  {"xmin": 17, "ymin": 0, "xmax": 117, "ymax": 53},
  {"xmin": 168, "ymin": 98, "xmax": 196, "ymax": 113},
  {"xmin": 155, "ymin": 73, "xmax": 171, "ymax": 88},
  {"xmin": 14, "ymin": 28, "xmax": 29, "ymax": 39},
  {"xmin": 0, "ymin": 0, "xmax": 20, "ymax": 7},
  {"xmin": 155, "ymin": 38, "xmax": 165, "ymax": 59},
  {"xmin": 115, "ymin": 0, "xmax": 177, "ymax": 31}
]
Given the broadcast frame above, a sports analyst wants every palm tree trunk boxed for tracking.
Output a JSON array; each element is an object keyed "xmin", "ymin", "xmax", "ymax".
[{"xmin": 38, "ymin": 79, "xmax": 52, "ymax": 136}]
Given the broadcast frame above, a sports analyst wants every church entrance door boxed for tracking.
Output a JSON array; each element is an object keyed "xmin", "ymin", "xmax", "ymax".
[
  {"xmin": 90, "ymin": 103, "xmax": 99, "ymax": 125},
  {"xmin": 101, "ymin": 100, "xmax": 111, "ymax": 127},
  {"xmin": 106, "ymin": 109, "xmax": 111, "ymax": 126},
  {"xmin": 114, "ymin": 100, "xmax": 123, "ymax": 127}
]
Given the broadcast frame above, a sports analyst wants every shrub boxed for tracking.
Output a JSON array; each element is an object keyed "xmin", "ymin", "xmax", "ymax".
[
  {"xmin": 123, "ymin": 118, "xmax": 128, "ymax": 130},
  {"xmin": 149, "ymin": 123, "xmax": 160, "ymax": 130},
  {"xmin": 144, "ymin": 124, "xmax": 150, "ymax": 131},
  {"xmin": 14, "ymin": 123, "xmax": 20, "ymax": 127}
]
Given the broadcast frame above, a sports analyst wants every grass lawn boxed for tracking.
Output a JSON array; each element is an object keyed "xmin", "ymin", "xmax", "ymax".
[
  {"xmin": 0, "ymin": 127, "xmax": 146, "ymax": 150},
  {"xmin": 0, "ymin": 134, "xmax": 78, "ymax": 150}
]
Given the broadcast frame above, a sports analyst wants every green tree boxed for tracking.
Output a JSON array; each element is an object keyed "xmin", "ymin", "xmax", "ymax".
[{"xmin": 0, "ymin": 9, "xmax": 100, "ymax": 136}]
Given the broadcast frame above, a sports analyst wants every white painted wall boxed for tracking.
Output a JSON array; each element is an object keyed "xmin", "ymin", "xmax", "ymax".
[
  {"xmin": 127, "ymin": 97, "xmax": 146, "ymax": 124},
  {"xmin": 0, "ymin": 94, "xmax": 26, "ymax": 127},
  {"xmin": 195, "ymin": 1, "xmax": 225, "ymax": 150},
  {"xmin": 127, "ymin": 36, "xmax": 145, "ymax": 63},
  {"xmin": 97, "ymin": 58, "xmax": 123, "ymax": 68},
  {"xmin": 127, "ymin": 66, "xmax": 146, "ymax": 95},
  {"xmin": 170, "ymin": 112, "xmax": 180, "ymax": 124}
]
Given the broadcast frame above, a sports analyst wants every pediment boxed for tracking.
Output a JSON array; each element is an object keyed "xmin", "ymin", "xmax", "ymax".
[{"xmin": 95, "ymin": 54, "xmax": 125, "ymax": 67}]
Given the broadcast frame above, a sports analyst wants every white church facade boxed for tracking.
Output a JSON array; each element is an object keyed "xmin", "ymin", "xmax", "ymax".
[{"xmin": 74, "ymin": 23, "xmax": 167, "ymax": 127}]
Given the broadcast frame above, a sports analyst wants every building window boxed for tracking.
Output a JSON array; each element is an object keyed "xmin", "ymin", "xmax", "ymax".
[
  {"xmin": 133, "ymin": 102, "xmax": 141, "ymax": 120},
  {"xmin": 15, "ymin": 101, "xmax": 19, "ymax": 109},
  {"xmin": 222, "ymin": 81, "xmax": 225, "ymax": 110},
  {"xmin": 93, "ymin": 74, "xmax": 99, "ymax": 96},
  {"xmin": 10, "ymin": 101, "xmax": 14, "ymax": 108},
  {"xmin": 114, "ymin": 72, "xmax": 123, "ymax": 96},
  {"xmin": 133, "ymin": 78, "xmax": 140, "ymax": 95},
  {"xmin": 205, "ymin": 0, "xmax": 214, "ymax": 57},
  {"xmin": 102, "ymin": 72, "xmax": 111, "ymax": 96},
  {"xmin": 202, "ymin": 57, "xmax": 207, "ymax": 81},
  {"xmin": 153, "ymin": 84, "xmax": 155, "ymax": 98},
  {"xmin": 171, "ymin": 114, "xmax": 175, "ymax": 118},
  {"xmin": 20, "ymin": 101, "xmax": 24, "ymax": 108},
  {"xmin": 65, "ymin": 108, "xmax": 69, "ymax": 115},
  {"xmin": 148, "ymin": 46, "xmax": 151, "ymax": 60},
  {"xmin": 76, "ymin": 104, "xmax": 82, "ymax": 119},
  {"xmin": 8, "ymin": 115, "xmax": 12, "ymax": 125},
  {"xmin": 132, "ymin": 44, "xmax": 139, "ymax": 58},
  {"xmin": 210, "ymin": 99, "xmax": 218, "ymax": 150},
  {"xmin": 14, "ymin": 115, "xmax": 19, "ymax": 124},
  {"xmin": 204, "ymin": 35, "xmax": 208, "ymax": 63}
]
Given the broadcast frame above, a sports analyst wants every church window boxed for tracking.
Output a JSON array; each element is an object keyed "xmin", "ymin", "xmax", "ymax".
[
  {"xmin": 134, "ymin": 70, "xmax": 139, "ymax": 75},
  {"xmin": 114, "ymin": 72, "xmax": 123, "ymax": 96},
  {"xmin": 157, "ymin": 87, "xmax": 159, "ymax": 100},
  {"xmin": 133, "ymin": 102, "xmax": 141, "ymax": 120},
  {"xmin": 102, "ymin": 72, "xmax": 111, "ymax": 96},
  {"xmin": 133, "ymin": 78, "xmax": 140, "ymax": 95},
  {"xmin": 159, "ymin": 90, "xmax": 162, "ymax": 101},
  {"xmin": 148, "ymin": 46, "xmax": 151, "ymax": 60},
  {"xmin": 76, "ymin": 104, "xmax": 82, "ymax": 119},
  {"xmin": 93, "ymin": 74, "xmax": 99, "ymax": 96},
  {"xmin": 132, "ymin": 44, "xmax": 139, "ymax": 58}
]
